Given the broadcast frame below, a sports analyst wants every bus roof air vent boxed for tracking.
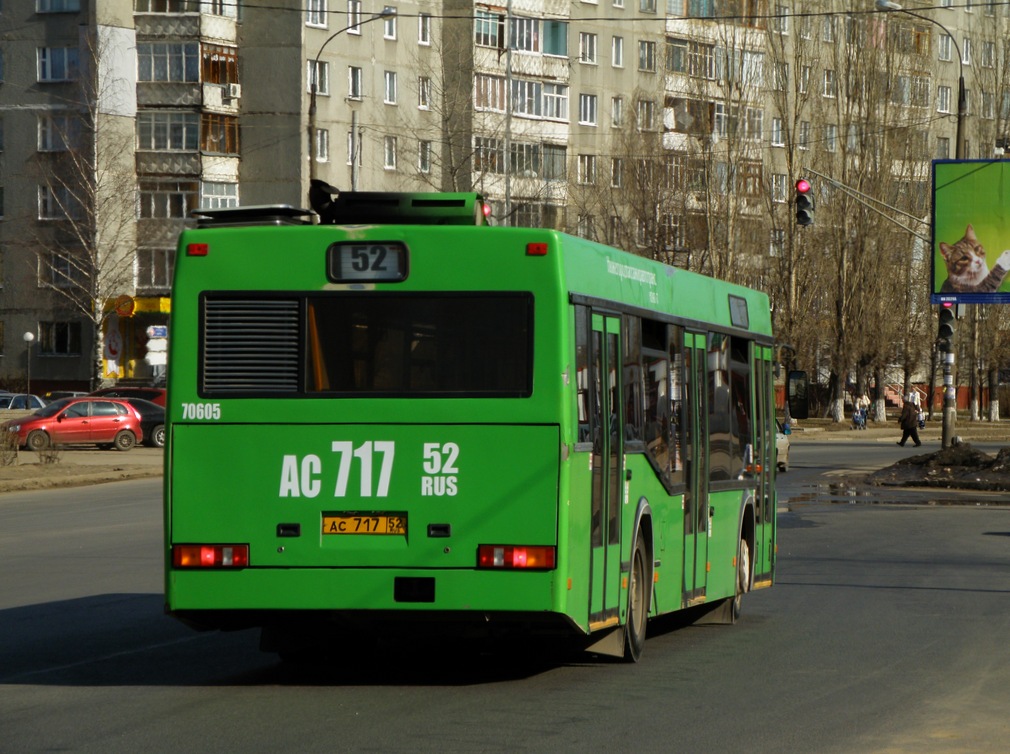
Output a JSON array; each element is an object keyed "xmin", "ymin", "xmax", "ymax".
[
  {"xmin": 191, "ymin": 205, "xmax": 314, "ymax": 228},
  {"xmin": 310, "ymin": 180, "xmax": 487, "ymax": 226}
]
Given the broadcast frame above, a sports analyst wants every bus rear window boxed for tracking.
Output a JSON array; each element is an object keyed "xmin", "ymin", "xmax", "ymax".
[{"xmin": 306, "ymin": 293, "xmax": 533, "ymax": 397}]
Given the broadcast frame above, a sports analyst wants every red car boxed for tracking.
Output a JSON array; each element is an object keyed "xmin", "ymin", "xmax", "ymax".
[
  {"xmin": 89, "ymin": 386, "xmax": 166, "ymax": 407},
  {"xmin": 3, "ymin": 397, "xmax": 144, "ymax": 451}
]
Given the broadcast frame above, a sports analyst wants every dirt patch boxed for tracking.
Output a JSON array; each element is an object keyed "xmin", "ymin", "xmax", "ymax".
[
  {"xmin": 866, "ymin": 444, "xmax": 1010, "ymax": 491},
  {"xmin": 0, "ymin": 461, "xmax": 161, "ymax": 493}
]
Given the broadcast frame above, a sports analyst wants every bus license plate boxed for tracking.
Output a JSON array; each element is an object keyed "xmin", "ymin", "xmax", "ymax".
[{"xmin": 323, "ymin": 513, "xmax": 407, "ymax": 535}]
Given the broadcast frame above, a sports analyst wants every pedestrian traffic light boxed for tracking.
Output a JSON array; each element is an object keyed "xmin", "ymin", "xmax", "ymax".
[
  {"xmin": 937, "ymin": 304, "xmax": 955, "ymax": 351},
  {"xmin": 795, "ymin": 178, "xmax": 814, "ymax": 226}
]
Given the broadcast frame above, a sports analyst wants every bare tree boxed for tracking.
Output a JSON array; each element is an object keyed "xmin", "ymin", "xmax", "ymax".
[{"xmin": 21, "ymin": 27, "xmax": 138, "ymax": 390}]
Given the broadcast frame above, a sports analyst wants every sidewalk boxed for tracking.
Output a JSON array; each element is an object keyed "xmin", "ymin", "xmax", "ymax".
[{"xmin": 786, "ymin": 417, "xmax": 1008, "ymax": 445}]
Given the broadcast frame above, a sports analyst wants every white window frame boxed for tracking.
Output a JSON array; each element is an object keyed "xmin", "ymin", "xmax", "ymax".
[
  {"xmin": 347, "ymin": 0, "xmax": 362, "ymax": 35},
  {"xmin": 384, "ymin": 11, "xmax": 397, "ymax": 40},
  {"xmin": 418, "ymin": 140, "xmax": 431, "ymax": 173},
  {"xmin": 308, "ymin": 60, "xmax": 329, "ymax": 95},
  {"xmin": 418, "ymin": 76, "xmax": 430, "ymax": 109},
  {"xmin": 771, "ymin": 117, "xmax": 784, "ymax": 146},
  {"xmin": 201, "ymin": 181, "xmax": 239, "ymax": 209},
  {"xmin": 384, "ymin": 71, "xmax": 397, "ymax": 104},
  {"xmin": 638, "ymin": 40, "xmax": 656, "ymax": 72},
  {"xmin": 938, "ymin": 35, "xmax": 952, "ymax": 62},
  {"xmin": 348, "ymin": 66, "xmax": 362, "ymax": 99},
  {"xmin": 579, "ymin": 93, "xmax": 598, "ymax": 126},
  {"xmin": 383, "ymin": 135, "xmax": 397, "ymax": 169},
  {"xmin": 612, "ymin": 95, "xmax": 624, "ymax": 127},
  {"xmin": 612, "ymin": 36, "xmax": 623, "ymax": 68},
  {"xmin": 307, "ymin": 0, "xmax": 327, "ymax": 28},
  {"xmin": 577, "ymin": 154, "xmax": 596, "ymax": 184},
  {"xmin": 580, "ymin": 32, "xmax": 598, "ymax": 64},
  {"xmin": 938, "ymin": 85, "xmax": 951, "ymax": 113},
  {"xmin": 418, "ymin": 13, "xmax": 431, "ymax": 45},
  {"xmin": 38, "ymin": 47, "xmax": 79, "ymax": 82},
  {"xmin": 315, "ymin": 128, "xmax": 329, "ymax": 162},
  {"xmin": 38, "ymin": 113, "xmax": 77, "ymax": 152},
  {"xmin": 543, "ymin": 83, "xmax": 569, "ymax": 121}
]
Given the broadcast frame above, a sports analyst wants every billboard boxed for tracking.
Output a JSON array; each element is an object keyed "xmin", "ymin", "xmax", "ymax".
[{"xmin": 932, "ymin": 159, "xmax": 1010, "ymax": 305}]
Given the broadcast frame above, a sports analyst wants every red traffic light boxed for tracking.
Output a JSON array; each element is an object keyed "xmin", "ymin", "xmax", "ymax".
[{"xmin": 795, "ymin": 178, "xmax": 811, "ymax": 193}]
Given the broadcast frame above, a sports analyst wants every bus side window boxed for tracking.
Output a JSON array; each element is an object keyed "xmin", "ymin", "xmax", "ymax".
[
  {"xmin": 623, "ymin": 315, "xmax": 644, "ymax": 446},
  {"xmin": 575, "ymin": 306, "xmax": 591, "ymax": 444}
]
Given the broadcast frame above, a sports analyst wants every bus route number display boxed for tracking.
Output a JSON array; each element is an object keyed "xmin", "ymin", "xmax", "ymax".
[{"xmin": 327, "ymin": 242, "xmax": 407, "ymax": 282}]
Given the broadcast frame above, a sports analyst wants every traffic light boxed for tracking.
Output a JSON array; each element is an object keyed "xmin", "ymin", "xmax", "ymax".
[
  {"xmin": 795, "ymin": 178, "xmax": 814, "ymax": 226},
  {"xmin": 937, "ymin": 304, "xmax": 955, "ymax": 351}
]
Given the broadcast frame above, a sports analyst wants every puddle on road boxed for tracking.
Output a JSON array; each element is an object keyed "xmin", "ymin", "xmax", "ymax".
[{"xmin": 781, "ymin": 483, "xmax": 1007, "ymax": 509}]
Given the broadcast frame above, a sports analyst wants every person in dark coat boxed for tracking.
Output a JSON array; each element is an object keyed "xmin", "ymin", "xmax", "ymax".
[{"xmin": 897, "ymin": 395, "xmax": 922, "ymax": 447}]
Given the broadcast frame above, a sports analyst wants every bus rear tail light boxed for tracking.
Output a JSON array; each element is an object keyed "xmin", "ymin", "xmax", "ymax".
[
  {"xmin": 173, "ymin": 544, "xmax": 249, "ymax": 568},
  {"xmin": 187, "ymin": 243, "xmax": 209, "ymax": 256},
  {"xmin": 526, "ymin": 242, "xmax": 548, "ymax": 256},
  {"xmin": 477, "ymin": 545, "xmax": 556, "ymax": 570}
]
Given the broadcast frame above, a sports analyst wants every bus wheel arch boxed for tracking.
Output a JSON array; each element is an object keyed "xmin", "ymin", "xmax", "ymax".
[{"xmin": 623, "ymin": 501, "xmax": 654, "ymax": 663}]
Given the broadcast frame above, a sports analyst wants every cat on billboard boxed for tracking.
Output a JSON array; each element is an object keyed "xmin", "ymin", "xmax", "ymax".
[{"xmin": 932, "ymin": 160, "xmax": 1010, "ymax": 305}]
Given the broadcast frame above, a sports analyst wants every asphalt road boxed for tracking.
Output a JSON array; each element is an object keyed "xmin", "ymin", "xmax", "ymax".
[{"xmin": 3, "ymin": 473, "xmax": 1010, "ymax": 752}]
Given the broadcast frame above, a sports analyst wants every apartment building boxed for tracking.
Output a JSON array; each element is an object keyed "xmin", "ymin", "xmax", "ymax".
[{"xmin": 1, "ymin": 1, "xmax": 1007, "ymax": 391}]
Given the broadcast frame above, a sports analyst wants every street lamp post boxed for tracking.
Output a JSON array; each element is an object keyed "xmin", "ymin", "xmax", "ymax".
[
  {"xmin": 308, "ymin": 6, "xmax": 396, "ymax": 194},
  {"xmin": 876, "ymin": 1, "xmax": 964, "ymax": 447},
  {"xmin": 23, "ymin": 332, "xmax": 35, "ymax": 396}
]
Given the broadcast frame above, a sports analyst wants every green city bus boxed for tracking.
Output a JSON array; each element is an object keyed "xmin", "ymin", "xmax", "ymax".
[{"xmin": 164, "ymin": 186, "xmax": 779, "ymax": 662}]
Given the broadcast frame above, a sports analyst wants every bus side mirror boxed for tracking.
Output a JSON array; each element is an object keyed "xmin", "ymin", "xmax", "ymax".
[{"xmin": 787, "ymin": 370, "xmax": 809, "ymax": 420}]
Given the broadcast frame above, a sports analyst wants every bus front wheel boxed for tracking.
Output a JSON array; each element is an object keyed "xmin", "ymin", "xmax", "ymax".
[{"xmin": 623, "ymin": 535, "xmax": 648, "ymax": 662}]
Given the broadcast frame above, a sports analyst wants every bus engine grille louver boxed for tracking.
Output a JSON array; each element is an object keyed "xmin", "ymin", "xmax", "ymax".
[{"xmin": 202, "ymin": 298, "xmax": 300, "ymax": 393}]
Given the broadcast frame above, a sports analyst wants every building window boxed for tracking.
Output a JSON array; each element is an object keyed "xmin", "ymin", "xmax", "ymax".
[
  {"xmin": 315, "ymin": 128, "xmax": 329, "ymax": 162},
  {"xmin": 825, "ymin": 123, "xmax": 837, "ymax": 152},
  {"xmin": 474, "ymin": 73, "xmax": 506, "ymax": 112},
  {"xmin": 204, "ymin": 0, "xmax": 238, "ymax": 17},
  {"xmin": 637, "ymin": 99, "xmax": 655, "ymax": 130},
  {"xmin": 822, "ymin": 16, "xmax": 835, "ymax": 42},
  {"xmin": 937, "ymin": 136, "xmax": 950, "ymax": 159},
  {"xmin": 543, "ymin": 83, "xmax": 569, "ymax": 120},
  {"xmin": 418, "ymin": 140, "xmax": 431, "ymax": 173},
  {"xmin": 474, "ymin": 136, "xmax": 504, "ymax": 173},
  {"xmin": 384, "ymin": 10, "xmax": 397, "ymax": 40},
  {"xmin": 612, "ymin": 36, "xmax": 623, "ymax": 67},
  {"xmin": 201, "ymin": 181, "xmax": 239, "ymax": 209},
  {"xmin": 39, "ymin": 322, "xmax": 82, "ymax": 356},
  {"xmin": 38, "ymin": 0, "xmax": 81, "ymax": 10},
  {"xmin": 384, "ymin": 71, "xmax": 397, "ymax": 104},
  {"xmin": 579, "ymin": 93, "xmax": 598, "ymax": 125},
  {"xmin": 201, "ymin": 114, "xmax": 239, "ymax": 154},
  {"xmin": 139, "ymin": 180, "xmax": 198, "ymax": 218},
  {"xmin": 510, "ymin": 16, "xmax": 540, "ymax": 52},
  {"xmin": 202, "ymin": 45, "xmax": 239, "ymax": 86},
  {"xmin": 543, "ymin": 144, "xmax": 566, "ymax": 181},
  {"xmin": 40, "ymin": 252, "xmax": 79, "ymax": 288},
  {"xmin": 307, "ymin": 0, "xmax": 327, "ymax": 28},
  {"xmin": 511, "ymin": 78, "xmax": 542, "ymax": 117},
  {"xmin": 38, "ymin": 113, "xmax": 79, "ymax": 152},
  {"xmin": 137, "ymin": 248, "xmax": 175, "ymax": 291},
  {"xmin": 822, "ymin": 69, "xmax": 836, "ymax": 97},
  {"xmin": 384, "ymin": 135, "xmax": 397, "ymax": 169},
  {"xmin": 137, "ymin": 111, "xmax": 199, "ymax": 151},
  {"xmin": 510, "ymin": 141, "xmax": 540, "ymax": 175},
  {"xmin": 135, "ymin": 0, "xmax": 190, "ymax": 10},
  {"xmin": 612, "ymin": 95, "xmax": 624, "ymax": 126},
  {"xmin": 638, "ymin": 40, "xmax": 656, "ymax": 72},
  {"xmin": 308, "ymin": 60, "xmax": 329, "ymax": 95},
  {"xmin": 347, "ymin": 130, "xmax": 362, "ymax": 165},
  {"xmin": 639, "ymin": 0, "xmax": 656, "ymax": 11},
  {"xmin": 771, "ymin": 117, "xmax": 784, "ymax": 146},
  {"xmin": 937, "ymin": 35, "xmax": 951, "ymax": 62},
  {"xmin": 962, "ymin": 37, "xmax": 971, "ymax": 66},
  {"xmin": 773, "ymin": 4, "xmax": 789, "ymax": 34},
  {"xmin": 418, "ymin": 13, "xmax": 431, "ymax": 44},
  {"xmin": 418, "ymin": 76, "xmax": 430, "ymax": 109},
  {"xmin": 544, "ymin": 20, "xmax": 568, "ymax": 56},
  {"xmin": 38, "ymin": 47, "xmax": 79, "ymax": 81},
  {"xmin": 577, "ymin": 154, "xmax": 596, "ymax": 184},
  {"xmin": 799, "ymin": 65, "xmax": 810, "ymax": 94},
  {"xmin": 772, "ymin": 173, "xmax": 786, "ymax": 203},
  {"xmin": 938, "ymin": 85, "xmax": 951, "ymax": 113},
  {"xmin": 799, "ymin": 120, "xmax": 810, "ymax": 150},
  {"xmin": 347, "ymin": 0, "xmax": 362, "ymax": 34},
  {"xmin": 475, "ymin": 9, "xmax": 504, "ymax": 47},
  {"xmin": 611, "ymin": 158, "xmax": 623, "ymax": 188},
  {"xmin": 38, "ymin": 185, "xmax": 83, "ymax": 220},
  {"xmin": 137, "ymin": 42, "xmax": 200, "ymax": 82},
  {"xmin": 580, "ymin": 32, "xmax": 597, "ymax": 64},
  {"xmin": 348, "ymin": 66, "xmax": 362, "ymax": 99}
]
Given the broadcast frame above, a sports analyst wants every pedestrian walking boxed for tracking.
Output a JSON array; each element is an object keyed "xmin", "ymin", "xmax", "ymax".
[{"xmin": 897, "ymin": 395, "xmax": 922, "ymax": 448}]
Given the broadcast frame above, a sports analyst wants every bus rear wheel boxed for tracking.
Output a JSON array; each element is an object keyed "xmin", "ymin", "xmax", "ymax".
[{"xmin": 623, "ymin": 535, "xmax": 648, "ymax": 663}]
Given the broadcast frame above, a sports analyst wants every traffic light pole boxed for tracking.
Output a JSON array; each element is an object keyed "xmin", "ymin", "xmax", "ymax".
[{"xmin": 941, "ymin": 350, "xmax": 956, "ymax": 448}]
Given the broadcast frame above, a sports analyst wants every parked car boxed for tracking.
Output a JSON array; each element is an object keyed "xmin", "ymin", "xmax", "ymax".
[
  {"xmin": 89, "ymin": 386, "xmax": 166, "ymax": 407},
  {"xmin": 44, "ymin": 390, "xmax": 88, "ymax": 401},
  {"xmin": 120, "ymin": 398, "xmax": 165, "ymax": 448},
  {"xmin": 776, "ymin": 419, "xmax": 791, "ymax": 473},
  {"xmin": 2, "ymin": 397, "xmax": 143, "ymax": 451},
  {"xmin": 0, "ymin": 394, "xmax": 47, "ymax": 411}
]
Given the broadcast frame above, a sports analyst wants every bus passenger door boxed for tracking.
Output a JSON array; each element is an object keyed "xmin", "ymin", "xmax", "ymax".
[
  {"xmin": 682, "ymin": 333, "xmax": 709, "ymax": 606},
  {"xmin": 589, "ymin": 314, "xmax": 624, "ymax": 628},
  {"xmin": 752, "ymin": 346, "xmax": 776, "ymax": 584}
]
